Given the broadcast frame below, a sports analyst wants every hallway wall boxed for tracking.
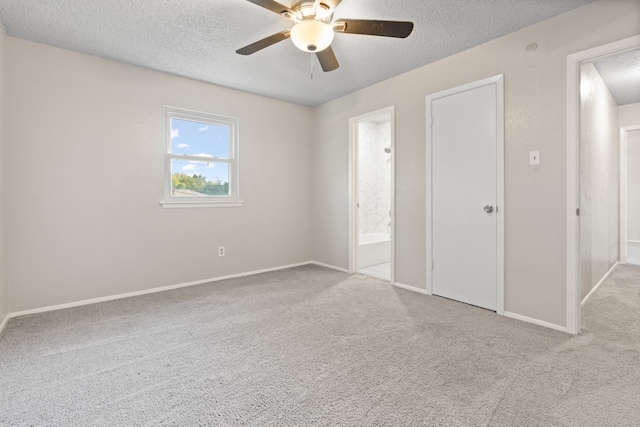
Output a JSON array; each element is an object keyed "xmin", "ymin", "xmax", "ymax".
[
  {"xmin": 0, "ymin": 22, "xmax": 7, "ymax": 326},
  {"xmin": 579, "ymin": 63, "xmax": 620, "ymax": 301},
  {"xmin": 619, "ymin": 102, "xmax": 640, "ymax": 128}
]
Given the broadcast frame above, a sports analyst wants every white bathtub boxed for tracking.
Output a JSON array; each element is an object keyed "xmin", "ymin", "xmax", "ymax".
[{"xmin": 358, "ymin": 233, "xmax": 391, "ymax": 268}]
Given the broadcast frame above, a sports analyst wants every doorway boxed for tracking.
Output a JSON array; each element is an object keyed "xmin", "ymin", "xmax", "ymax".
[
  {"xmin": 425, "ymin": 75, "xmax": 505, "ymax": 313},
  {"xmin": 622, "ymin": 129, "xmax": 640, "ymax": 266},
  {"xmin": 566, "ymin": 35, "xmax": 640, "ymax": 334},
  {"xmin": 349, "ymin": 106, "xmax": 395, "ymax": 281}
]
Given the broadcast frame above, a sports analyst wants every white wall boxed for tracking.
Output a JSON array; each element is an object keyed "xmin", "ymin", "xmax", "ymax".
[
  {"xmin": 0, "ymin": 23, "xmax": 8, "ymax": 324},
  {"xmin": 7, "ymin": 38, "xmax": 314, "ymax": 312},
  {"xmin": 312, "ymin": 0, "xmax": 640, "ymax": 327},
  {"xmin": 358, "ymin": 120, "xmax": 391, "ymax": 235},
  {"xmin": 628, "ymin": 130, "xmax": 640, "ymax": 241},
  {"xmin": 579, "ymin": 63, "xmax": 619, "ymax": 301},
  {"xmin": 619, "ymin": 102, "xmax": 640, "ymax": 128}
]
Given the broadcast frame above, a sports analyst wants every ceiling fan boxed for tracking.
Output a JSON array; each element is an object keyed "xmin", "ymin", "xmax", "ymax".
[{"xmin": 236, "ymin": 0, "xmax": 414, "ymax": 72}]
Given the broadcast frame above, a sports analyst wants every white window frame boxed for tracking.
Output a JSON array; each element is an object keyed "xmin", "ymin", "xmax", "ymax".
[{"xmin": 161, "ymin": 107, "xmax": 242, "ymax": 208}]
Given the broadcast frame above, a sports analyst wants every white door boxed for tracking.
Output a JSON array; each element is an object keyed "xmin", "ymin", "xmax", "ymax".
[{"xmin": 429, "ymin": 78, "xmax": 502, "ymax": 311}]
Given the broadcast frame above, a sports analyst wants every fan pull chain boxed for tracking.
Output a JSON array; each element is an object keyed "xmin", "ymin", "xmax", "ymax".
[{"xmin": 310, "ymin": 53, "xmax": 315, "ymax": 80}]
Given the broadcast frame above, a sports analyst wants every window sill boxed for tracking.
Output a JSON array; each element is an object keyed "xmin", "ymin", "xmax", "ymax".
[{"xmin": 160, "ymin": 200, "xmax": 244, "ymax": 209}]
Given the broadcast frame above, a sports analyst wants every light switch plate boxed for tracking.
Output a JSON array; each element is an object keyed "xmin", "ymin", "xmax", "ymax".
[{"xmin": 529, "ymin": 150, "xmax": 540, "ymax": 165}]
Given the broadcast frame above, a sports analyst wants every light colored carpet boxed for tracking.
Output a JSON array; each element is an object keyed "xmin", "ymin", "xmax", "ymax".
[{"xmin": 1, "ymin": 264, "xmax": 639, "ymax": 426}]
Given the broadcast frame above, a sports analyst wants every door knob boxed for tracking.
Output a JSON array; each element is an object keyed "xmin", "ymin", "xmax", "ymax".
[{"xmin": 484, "ymin": 205, "xmax": 494, "ymax": 214}]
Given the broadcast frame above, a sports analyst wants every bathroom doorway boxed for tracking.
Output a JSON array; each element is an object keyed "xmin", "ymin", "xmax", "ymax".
[{"xmin": 349, "ymin": 106, "xmax": 395, "ymax": 281}]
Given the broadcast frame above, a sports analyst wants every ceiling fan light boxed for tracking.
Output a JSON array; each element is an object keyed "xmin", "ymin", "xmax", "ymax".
[{"xmin": 291, "ymin": 20, "xmax": 334, "ymax": 52}]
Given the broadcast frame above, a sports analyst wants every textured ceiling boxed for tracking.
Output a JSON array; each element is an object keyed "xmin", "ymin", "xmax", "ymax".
[
  {"xmin": 0, "ymin": 0, "xmax": 599, "ymax": 107},
  {"xmin": 594, "ymin": 49, "xmax": 640, "ymax": 105}
]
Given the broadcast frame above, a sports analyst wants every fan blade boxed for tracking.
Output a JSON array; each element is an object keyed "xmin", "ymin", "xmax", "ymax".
[
  {"xmin": 245, "ymin": 0, "xmax": 295, "ymax": 18},
  {"xmin": 333, "ymin": 19, "xmax": 414, "ymax": 38},
  {"xmin": 236, "ymin": 30, "xmax": 291, "ymax": 55},
  {"xmin": 316, "ymin": 47, "xmax": 339, "ymax": 72}
]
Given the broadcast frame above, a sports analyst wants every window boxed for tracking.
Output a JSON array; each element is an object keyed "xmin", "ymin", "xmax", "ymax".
[{"xmin": 161, "ymin": 107, "xmax": 242, "ymax": 208}]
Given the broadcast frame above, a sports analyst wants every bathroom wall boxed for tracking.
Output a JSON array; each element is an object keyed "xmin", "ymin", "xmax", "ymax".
[{"xmin": 358, "ymin": 120, "xmax": 391, "ymax": 235}]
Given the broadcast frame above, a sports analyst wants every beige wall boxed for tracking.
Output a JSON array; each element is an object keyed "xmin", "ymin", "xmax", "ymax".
[
  {"xmin": 312, "ymin": 0, "xmax": 640, "ymax": 327},
  {"xmin": 7, "ymin": 38, "xmax": 314, "ymax": 312},
  {"xmin": 0, "ymin": 23, "xmax": 7, "ymax": 323},
  {"xmin": 628, "ymin": 130, "xmax": 640, "ymax": 242},
  {"xmin": 619, "ymin": 102, "xmax": 640, "ymax": 128},
  {"xmin": 579, "ymin": 63, "xmax": 619, "ymax": 301}
]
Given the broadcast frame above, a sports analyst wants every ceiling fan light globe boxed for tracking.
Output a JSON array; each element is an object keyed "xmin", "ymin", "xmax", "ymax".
[{"xmin": 291, "ymin": 20, "xmax": 334, "ymax": 53}]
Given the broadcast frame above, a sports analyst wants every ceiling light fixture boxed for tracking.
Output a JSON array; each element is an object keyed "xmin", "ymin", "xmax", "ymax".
[{"xmin": 290, "ymin": 19, "xmax": 334, "ymax": 52}]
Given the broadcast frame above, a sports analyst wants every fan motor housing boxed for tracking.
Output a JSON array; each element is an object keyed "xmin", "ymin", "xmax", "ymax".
[{"xmin": 290, "ymin": 0, "xmax": 333, "ymax": 21}]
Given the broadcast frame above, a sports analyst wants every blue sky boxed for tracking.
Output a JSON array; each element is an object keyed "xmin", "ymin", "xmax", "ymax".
[{"xmin": 170, "ymin": 118, "xmax": 230, "ymax": 183}]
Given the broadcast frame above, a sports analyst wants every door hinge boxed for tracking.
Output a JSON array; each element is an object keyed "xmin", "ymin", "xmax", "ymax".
[{"xmin": 576, "ymin": 208, "xmax": 580, "ymax": 216}]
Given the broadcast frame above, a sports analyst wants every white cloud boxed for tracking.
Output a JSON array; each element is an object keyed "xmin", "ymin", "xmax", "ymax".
[
  {"xmin": 177, "ymin": 143, "xmax": 190, "ymax": 149},
  {"xmin": 194, "ymin": 153, "xmax": 214, "ymax": 157},
  {"xmin": 182, "ymin": 164, "xmax": 198, "ymax": 171},
  {"xmin": 199, "ymin": 125, "xmax": 209, "ymax": 132},
  {"xmin": 171, "ymin": 128, "xmax": 180, "ymax": 140}
]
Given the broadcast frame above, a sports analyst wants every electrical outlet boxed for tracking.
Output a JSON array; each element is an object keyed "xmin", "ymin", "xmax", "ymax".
[{"xmin": 218, "ymin": 246, "xmax": 225, "ymax": 257}]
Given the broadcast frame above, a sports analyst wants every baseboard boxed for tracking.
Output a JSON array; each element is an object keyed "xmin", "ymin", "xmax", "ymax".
[
  {"xmin": 310, "ymin": 261, "xmax": 351, "ymax": 273},
  {"xmin": 503, "ymin": 311, "xmax": 567, "ymax": 333},
  {"xmin": 8, "ymin": 261, "xmax": 314, "ymax": 320},
  {"xmin": 392, "ymin": 281, "xmax": 430, "ymax": 295},
  {"xmin": 581, "ymin": 262, "xmax": 619, "ymax": 306},
  {"xmin": 0, "ymin": 313, "xmax": 9, "ymax": 337}
]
